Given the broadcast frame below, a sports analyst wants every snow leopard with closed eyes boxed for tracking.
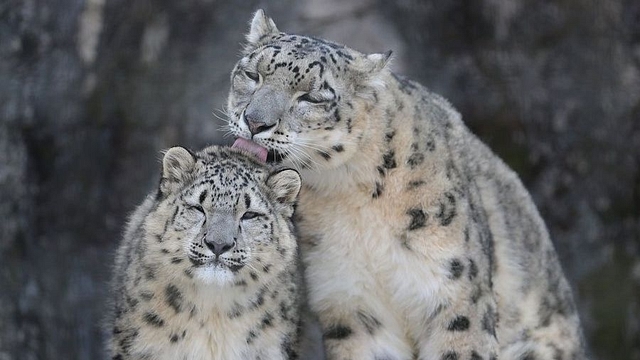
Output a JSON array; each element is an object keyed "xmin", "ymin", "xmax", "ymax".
[
  {"xmin": 228, "ymin": 9, "xmax": 588, "ymax": 360},
  {"xmin": 106, "ymin": 145, "xmax": 302, "ymax": 360}
]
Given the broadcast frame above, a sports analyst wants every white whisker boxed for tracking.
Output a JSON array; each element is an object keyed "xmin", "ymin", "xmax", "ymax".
[
  {"xmin": 285, "ymin": 144, "xmax": 312, "ymax": 170},
  {"xmin": 289, "ymin": 143, "xmax": 321, "ymax": 170},
  {"xmin": 211, "ymin": 107, "xmax": 230, "ymax": 124}
]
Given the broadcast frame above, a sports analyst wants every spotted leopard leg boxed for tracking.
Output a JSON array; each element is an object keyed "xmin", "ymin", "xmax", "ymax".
[
  {"xmin": 318, "ymin": 304, "xmax": 414, "ymax": 360},
  {"xmin": 414, "ymin": 288, "xmax": 499, "ymax": 360}
]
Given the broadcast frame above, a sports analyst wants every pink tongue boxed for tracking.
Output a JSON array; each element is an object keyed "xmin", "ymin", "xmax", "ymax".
[{"xmin": 232, "ymin": 138, "xmax": 268, "ymax": 163}]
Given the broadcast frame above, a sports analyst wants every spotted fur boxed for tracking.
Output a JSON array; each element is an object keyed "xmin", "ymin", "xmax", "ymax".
[
  {"xmin": 106, "ymin": 145, "xmax": 302, "ymax": 360},
  {"xmin": 227, "ymin": 10, "xmax": 588, "ymax": 360}
]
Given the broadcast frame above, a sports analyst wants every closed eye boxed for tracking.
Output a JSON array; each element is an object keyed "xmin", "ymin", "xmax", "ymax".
[
  {"xmin": 245, "ymin": 71, "xmax": 260, "ymax": 82},
  {"xmin": 241, "ymin": 211, "xmax": 264, "ymax": 220},
  {"xmin": 189, "ymin": 205, "xmax": 205, "ymax": 214},
  {"xmin": 298, "ymin": 93, "xmax": 326, "ymax": 104}
]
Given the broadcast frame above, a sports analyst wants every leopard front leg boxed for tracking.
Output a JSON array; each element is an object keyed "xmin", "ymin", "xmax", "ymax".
[
  {"xmin": 414, "ymin": 272, "xmax": 499, "ymax": 360},
  {"xmin": 317, "ymin": 304, "xmax": 414, "ymax": 360},
  {"xmin": 300, "ymin": 229, "xmax": 416, "ymax": 359}
]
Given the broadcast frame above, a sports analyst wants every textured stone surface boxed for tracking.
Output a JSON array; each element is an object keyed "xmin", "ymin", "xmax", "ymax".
[{"xmin": 0, "ymin": 0, "xmax": 637, "ymax": 359}]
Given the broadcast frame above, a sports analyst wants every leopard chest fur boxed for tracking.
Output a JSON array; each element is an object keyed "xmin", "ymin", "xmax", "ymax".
[
  {"xmin": 297, "ymin": 187, "xmax": 450, "ymax": 335},
  {"xmin": 134, "ymin": 307, "xmax": 251, "ymax": 360}
]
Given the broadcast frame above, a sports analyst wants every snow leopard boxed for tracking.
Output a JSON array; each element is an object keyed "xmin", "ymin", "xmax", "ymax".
[
  {"xmin": 106, "ymin": 145, "xmax": 302, "ymax": 360},
  {"xmin": 227, "ymin": 9, "xmax": 588, "ymax": 360}
]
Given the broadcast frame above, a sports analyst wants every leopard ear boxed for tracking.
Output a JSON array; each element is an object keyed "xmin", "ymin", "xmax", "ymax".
[
  {"xmin": 266, "ymin": 169, "xmax": 301, "ymax": 216},
  {"xmin": 245, "ymin": 9, "xmax": 279, "ymax": 53},
  {"xmin": 350, "ymin": 50, "xmax": 393, "ymax": 99},
  {"xmin": 160, "ymin": 147, "xmax": 196, "ymax": 195},
  {"xmin": 351, "ymin": 51, "xmax": 393, "ymax": 75}
]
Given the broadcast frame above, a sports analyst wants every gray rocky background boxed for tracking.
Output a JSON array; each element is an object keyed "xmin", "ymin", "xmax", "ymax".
[{"xmin": 1, "ymin": 0, "xmax": 638, "ymax": 359}]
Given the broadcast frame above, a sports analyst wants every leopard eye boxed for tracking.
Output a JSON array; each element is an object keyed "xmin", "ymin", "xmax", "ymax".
[
  {"xmin": 298, "ymin": 93, "xmax": 325, "ymax": 104},
  {"xmin": 190, "ymin": 205, "xmax": 205, "ymax": 214},
  {"xmin": 244, "ymin": 71, "xmax": 260, "ymax": 82},
  {"xmin": 241, "ymin": 211, "xmax": 263, "ymax": 220}
]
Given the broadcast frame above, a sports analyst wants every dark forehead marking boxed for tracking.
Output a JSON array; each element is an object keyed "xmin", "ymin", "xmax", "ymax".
[
  {"xmin": 261, "ymin": 34, "xmax": 355, "ymax": 68},
  {"xmin": 177, "ymin": 148, "xmax": 271, "ymax": 194},
  {"xmin": 178, "ymin": 170, "xmax": 274, "ymax": 211},
  {"xmin": 335, "ymin": 49, "xmax": 353, "ymax": 61},
  {"xmin": 199, "ymin": 158, "xmax": 264, "ymax": 181},
  {"xmin": 309, "ymin": 36, "xmax": 347, "ymax": 50}
]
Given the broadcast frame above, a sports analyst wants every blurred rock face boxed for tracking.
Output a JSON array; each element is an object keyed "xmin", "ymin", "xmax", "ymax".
[{"xmin": 0, "ymin": 0, "xmax": 638, "ymax": 359}]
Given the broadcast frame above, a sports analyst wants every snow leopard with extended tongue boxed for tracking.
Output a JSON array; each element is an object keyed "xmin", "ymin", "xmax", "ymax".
[{"xmin": 229, "ymin": 9, "xmax": 588, "ymax": 360}]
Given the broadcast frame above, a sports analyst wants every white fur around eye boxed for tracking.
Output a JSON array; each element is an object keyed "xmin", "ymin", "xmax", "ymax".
[{"xmin": 173, "ymin": 206, "xmax": 205, "ymax": 232}]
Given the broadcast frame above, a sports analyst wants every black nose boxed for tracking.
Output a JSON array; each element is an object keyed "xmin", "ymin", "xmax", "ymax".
[
  {"xmin": 204, "ymin": 239, "xmax": 236, "ymax": 257},
  {"xmin": 244, "ymin": 113, "xmax": 276, "ymax": 135}
]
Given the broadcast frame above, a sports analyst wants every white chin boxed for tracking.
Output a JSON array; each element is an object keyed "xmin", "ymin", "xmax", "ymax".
[{"xmin": 194, "ymin": 264, "xmax": 234, "ymax": 286}]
